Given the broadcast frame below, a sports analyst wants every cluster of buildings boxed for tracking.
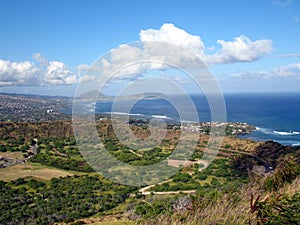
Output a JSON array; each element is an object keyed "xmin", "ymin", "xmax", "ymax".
[
  {"xmin": 0, "ymin": 94, "xmax": 70, "ymax": 122},
  {"xmin": 181, "ymin": 121, "xmax": 255, "ymax": 136}
]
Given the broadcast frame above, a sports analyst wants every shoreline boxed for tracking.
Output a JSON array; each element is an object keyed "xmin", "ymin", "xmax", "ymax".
[{"xmin": 238, "ymin": 126, "xmax": 300, "ymax": 147}]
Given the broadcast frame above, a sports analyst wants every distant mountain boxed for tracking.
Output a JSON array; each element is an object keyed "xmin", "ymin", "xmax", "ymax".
[
  {"xmin": 77, "ymin": 91, "xmax": 166, "ymax": 101},
  {"xmin": 115, "ymin": 92, "xmax": 166, "ymax": 101},
  {"xmin": 77, "ymin": 90, "xmax": 112, "ymax": 101},
  {"xmin": 0, "ymin": 92, "xmax": 71, "ymax": 100}
]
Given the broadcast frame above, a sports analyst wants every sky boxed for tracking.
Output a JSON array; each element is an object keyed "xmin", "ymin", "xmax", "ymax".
[{"xmin": 0, "ymin": 0, "xmax": 300, "ymax": 96}]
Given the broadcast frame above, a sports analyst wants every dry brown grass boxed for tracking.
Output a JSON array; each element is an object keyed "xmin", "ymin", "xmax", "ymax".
[
  {"xmin": 0, "ymin": 151, "xmax": 25, "ymax": 159},
  {"xmin": 136, "ymin": 183, "xmax": 266, "ymax": 225},
  {"xmin": 278, "ymin": 176, "xmax": 300, "ymax": 197},
  {"xmin": 0, "ymin": 162, "xmax": 81, "ymax": 181},
  {"xmin": 55, "ymin": 215, "xmax": 134, "ymax": 225},
  {"xmin": 60, "ymin": 177, "xmax": 300, "ymax": 225},
  {"xmin": 138, "ymin": 176, "xmax": 300, "ymax": 225}
]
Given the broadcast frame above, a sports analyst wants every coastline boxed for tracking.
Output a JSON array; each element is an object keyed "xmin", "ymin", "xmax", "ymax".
[{"xmin": 238, "ymin": 126, "xmax": 300, "ymax": 147}]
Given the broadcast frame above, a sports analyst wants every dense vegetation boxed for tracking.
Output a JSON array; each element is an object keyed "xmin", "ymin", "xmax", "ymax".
[
  {"xmin": 149, "ymin": 157, "xmax": 248, "ymax": 192},
  {"xmin": 0, "ymin": 121, "xmax": 73, "ymax": 152},
  {"xmin": 133, "ymin": 156, "xmax": 300, "ymax": 224},
  {"xmin": 0, "ymin": 175, "xmax": 136, "ymax": 224},
  {"xmin": 30, "ymin": 137, "xmax": 95, "ymax": 172},
  {"xmin": 0, "ymin": 121, "xmax": 300, "ymax": 224}
]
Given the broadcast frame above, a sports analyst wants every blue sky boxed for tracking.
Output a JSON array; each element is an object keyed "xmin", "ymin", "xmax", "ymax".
[{"xmin": 0, "ymin": 0, "xmax": 300, "ymax": 96}]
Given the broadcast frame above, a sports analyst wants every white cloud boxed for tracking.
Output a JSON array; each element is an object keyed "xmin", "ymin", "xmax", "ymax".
[
  {"xmin": 81, "ymin": 24, "xmax": 273, "ymax": 85},
  {"xmin": 45, "ymin": 61, "xmax": 74, "ymax": 85},
  {"xmin": 76, "ymin": 64, "xmax": 89, "ymax": 72},
  {"xmin": 79, "ymin": 75, "xmax": 96, "ymax": 82},
  {"xmin": 0, "ymin": 24, "xmax": 274, "ymax": 87},
  {"xmin": 139, "ymin": 23, "xmax": 273, "ymax": 65},
  {"xmin": 140, "ymin": 23, "xmax": 206, "ymax": 59},
  {"xmin": 0, "ymin": 54, "xmax": 83, "ymax": 86},
  {"xmin": 86, "ymin": 42, "xmax": 201, "ymax": 87},
  {"xmin": 208, "ymin": 35, "xmax": 273, "ymax": 64},
  {"xmin": 0, "ymin": 59, "xmax": 41, "ymax": 86},
  {"xmin": 222, "ymin": 62, "xmax": 300, "ymax": 78},
  {"xmin": 273, "ymin": 62, "xmax": 300, "ymax": 76},
  {"xmin": 32, "ymin": 53, "xmax": 48, "ymax": 66}
]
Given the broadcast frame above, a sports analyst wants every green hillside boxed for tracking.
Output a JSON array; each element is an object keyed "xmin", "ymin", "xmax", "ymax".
[{"xmin": 0, "ymin": 121, "xmax": 299, "ymax": 225}]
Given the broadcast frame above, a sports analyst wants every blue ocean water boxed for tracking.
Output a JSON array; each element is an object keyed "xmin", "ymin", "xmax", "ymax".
[
  {"xmin": 224, "ymin": 93, "xmax": 300, "ymax": 146},
  {"xmin": 93, "ymin": 92, "xmax": 300, "ymax": 146}
]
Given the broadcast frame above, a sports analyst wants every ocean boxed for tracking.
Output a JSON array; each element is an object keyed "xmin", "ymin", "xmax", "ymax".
[
  {"xmin": 89, "ymin": 92, "xmax": 300, "ymax": 146},
  {"xmin": 224, "ymin": 92, "xmax": 300, "ymax": 146}
]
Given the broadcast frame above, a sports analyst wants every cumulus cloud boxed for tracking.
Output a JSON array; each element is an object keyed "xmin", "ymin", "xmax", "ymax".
[
  {"xmin": 44, "ymin": 61, "xmax": 75, "ymax": 85},
  {"xmin": 207, "ymin": 35, "xmax": 273, "ymax": 64},
  {"xmin": 0, "ymin": 59, "xmax": 41, "ymax": 86},
  {"xmin": 140, "ymin": 23, "xmax": 206, "ymax": 59},
  {"xmin": 0, "ymin": 54, "xmax": 83, "ymax": 86},
  {"xmin": 80, "ymin": 23, "xmax": 274, "ymax": 85},
  {"xmin": 139, "ymin": 23, "xmax": 273, "ymax": 65},
  {"xmin": 85, "ymin": 41, "xmax": 202, "ymax": 86},
  {"xmin": 0, "ymin": 23, "xmax": 275, "ymax": 86}
]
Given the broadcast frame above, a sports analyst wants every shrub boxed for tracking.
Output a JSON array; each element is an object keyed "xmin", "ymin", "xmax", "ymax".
[
  {"xmin": 196, "ymin": 173, "xmax": 208, "ymax": 180},
  {"xmin": 264, "ymin": 160, "xmax": 300, "ymax": 191}
]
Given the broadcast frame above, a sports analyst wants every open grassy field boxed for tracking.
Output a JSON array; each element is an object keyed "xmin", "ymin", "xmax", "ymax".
[
  {"xmin": 0, "ymin": 151, "xmax": 25, "ymax": 159},
  {"xmin": 0, "ymin": 162, "xmax": 84, "ymax": 181}
]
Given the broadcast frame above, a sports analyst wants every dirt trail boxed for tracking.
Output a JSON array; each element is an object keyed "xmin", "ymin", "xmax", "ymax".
[
  {"xmin": 139, "ymin": 159, "xmax": 209, "ymax": 195},
  {"xmin": 139, "ymin": 148, "xmax": 272, "ymax": 195}
]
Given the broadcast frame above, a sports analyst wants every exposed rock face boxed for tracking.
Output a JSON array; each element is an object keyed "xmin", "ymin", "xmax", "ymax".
[
  {"xmin": 233, "ymin": 140, "xmax": 300, "ymax": 172},
  {"xmin": 254, "ymin": 141, "xmax": 297, "ymax": 167}
]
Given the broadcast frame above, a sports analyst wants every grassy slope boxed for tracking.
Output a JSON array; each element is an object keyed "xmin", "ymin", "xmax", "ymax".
[
  {"xmin": 1, "ymin": 121, "xmax": 300, "ymax": 224},
  {"xmin": 150, "ymin": 177, "xmax": 300, "ymax": 225},
  {"xmin": 0, "ymin": 162, "xmax": 85, "ymax": 181},
  {"xmin": 67, "ymin": 176, "xmax": 300, "ymax": 225}
]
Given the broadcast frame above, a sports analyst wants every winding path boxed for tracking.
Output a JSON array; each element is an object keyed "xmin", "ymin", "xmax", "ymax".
[
  {"xmin": 138, "ymin": 148, "xmax": 272, "ymax": 195},
  {"xmin": 139, "ymin": 159, "xmax": 208, "ymax": 195}
]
